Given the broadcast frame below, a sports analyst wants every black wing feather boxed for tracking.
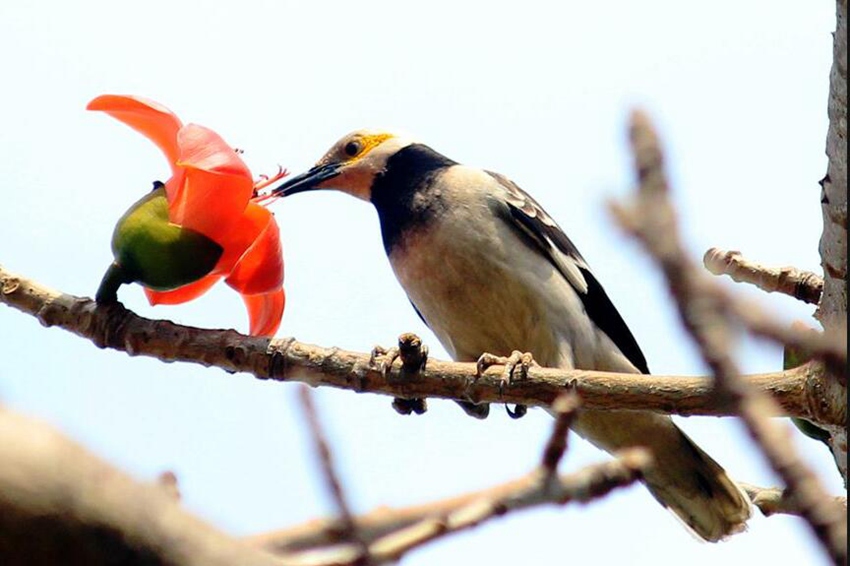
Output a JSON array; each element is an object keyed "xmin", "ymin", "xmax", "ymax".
[
  {"xmin": 487, "ymin": 171, "xmax": 649, "ymax": 374},
  {"xmin": 575, "ymin": 266, "xmax": 649, "ymax": 374},
  {"xmin": 409, "ymin": 299, "xmax": 428, "ymax": 326}
]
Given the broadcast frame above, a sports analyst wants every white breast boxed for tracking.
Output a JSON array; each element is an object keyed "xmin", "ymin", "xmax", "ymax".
[{"xmin": 388, "ymin": 166, "xmax": 599, "ymax": 368}]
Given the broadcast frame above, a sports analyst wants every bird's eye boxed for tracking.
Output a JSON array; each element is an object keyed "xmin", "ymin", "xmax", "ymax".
[{"xmin": 343, "ymin": 140, "xmax": 361, "ymax": 157}]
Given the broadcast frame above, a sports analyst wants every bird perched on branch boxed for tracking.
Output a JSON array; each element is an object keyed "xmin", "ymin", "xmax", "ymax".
[{"xmin": 271, "ymin": 130, "xmax": 751, "ymax": 541}]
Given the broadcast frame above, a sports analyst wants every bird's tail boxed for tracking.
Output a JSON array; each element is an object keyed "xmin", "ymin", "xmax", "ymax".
[{"xmin": 573, "ymin": 410, "xmax": 752, "ymax": 542}]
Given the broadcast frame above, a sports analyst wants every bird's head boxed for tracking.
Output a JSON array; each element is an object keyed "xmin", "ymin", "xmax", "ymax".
[{"xmin": 271, "ymin": 130, "xmax": 413, "ymax": 202}]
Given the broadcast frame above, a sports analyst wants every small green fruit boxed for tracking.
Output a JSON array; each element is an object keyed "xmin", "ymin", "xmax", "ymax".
[{"xmin": 96, "ymin": 184, "xmax": 223, "ymax": 302}]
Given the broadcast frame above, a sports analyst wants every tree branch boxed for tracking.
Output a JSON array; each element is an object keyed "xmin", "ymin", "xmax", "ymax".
[
  {"xmin": 540, "ymin": 392, "xmax": 582, "ymax": 473},
  {"xmin": 0, "ymin": 264, "xmax": 840, "ymax": 425},
  {"xmin": 611, "ymin": 109, "xmax": 847, "ymax": 566},
  {"xmin": 741, "ymin": 484, "xmax": 848, "ymax": 519},
  {"xmin": 296, "ymin": 386, "xmax": 370, "ymax": 561},
  {"xmin": 363, "ymin": 448, "xmax": 649, "ymax": 564},
  {"xmin": 703, "ymin": 247, "xmax": 823, "ymax": 305},
  {"xmin": 0, "ymin": 399, "xmax": 649, "ymax": 566},
  {"xmin": 0, "ymin": 406, "xmax": 287, "ymax": 566},
  {"xmin": 248, "ymin": 448, "xmax": 650, "ymax": 563}
]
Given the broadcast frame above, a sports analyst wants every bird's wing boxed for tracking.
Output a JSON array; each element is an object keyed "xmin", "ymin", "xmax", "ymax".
[
  {"xmin": 486, "ymin": 171, "xmax": 649, "ymax": 374},
  {"xmin": 409, "ymin": 299, "xmax": 428, "ymax": 325}
]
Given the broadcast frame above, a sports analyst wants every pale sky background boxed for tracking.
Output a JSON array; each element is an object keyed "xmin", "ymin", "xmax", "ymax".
[{"xmin": 0, "ymin": 2, "xmax": 842, "ymax": 565}]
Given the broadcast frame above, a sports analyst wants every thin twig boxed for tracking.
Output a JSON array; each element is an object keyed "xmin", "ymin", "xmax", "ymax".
[
  {"xmin": 297, "ymin": 386, "xmax": 369, "ymax": 561},
  {"xmin": 721, "ymin": 291, "xmax": 847, "ymax": 383},
  {"xmin": 540, "ymin": 392, "xmax": 582, "ymax": 474},
  {"xmin": 611, "ymin": 109, "xmax": 847, "ymax": 566},
  {"xmin": 254, "ymin": 449, "xmax": 650, "ymax": 565},
  {"xmin": 703, "ymin": 247, "xmax": 824, "ymax": 305},
  {"xmin": 367, "ymin": 449, "xmax": 649, "ymax": 564}
]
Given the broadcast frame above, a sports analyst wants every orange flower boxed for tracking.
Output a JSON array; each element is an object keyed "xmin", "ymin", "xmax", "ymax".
[{"xmin": 89, "ymin": 94, "xmax": 285, "ymax": 336}]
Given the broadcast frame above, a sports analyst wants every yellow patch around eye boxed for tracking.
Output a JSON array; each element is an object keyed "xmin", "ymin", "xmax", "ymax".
[{"xmin": 353, "ymin": 133, "xmax": 394, "ymax": 160}]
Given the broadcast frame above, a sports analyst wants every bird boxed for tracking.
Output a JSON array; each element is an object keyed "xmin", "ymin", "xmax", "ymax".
[{"xmin": 271, "ymin": 129, "xmax": 751, "ymax": 541}]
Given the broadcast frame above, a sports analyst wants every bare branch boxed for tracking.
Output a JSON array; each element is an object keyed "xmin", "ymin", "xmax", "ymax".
[
  {"xmin": 249, "ymin": 448, "xmax": 650, "ymax": 563},
  {"xmin": 724, "ymin": 291, "xmax": 847, "ymax": 383},
  {"xmin": 540, "ymin": 392, "xmax": 581, "ymax": 473},
  {"xmin": 741, "ymin": 484, "xmax": 848, "ymax": 519},
  {"xmin": 611, "ymin": 109, "xmax": 847, "ymax": 566},
  {"xmin": 297, "ymin": 386, "xmax": 368, "ymax": 561},
  {"xmin": 0, "ymin": 264, "xmax": 840, "ymax": 426},
  {"xmin": 0, "ymin": 406, "xmax": 288, "ymax": 566},
  {"xmin": 0, "ymin": 398, "xmax": 643, "ymax": 566},
  {"xmin": 367, "ymin": 449, "xmax": 649, "ymax": 563},
  {"xmin": 703, "ymin": 247, "xmax": 823, "ymax": 305}
]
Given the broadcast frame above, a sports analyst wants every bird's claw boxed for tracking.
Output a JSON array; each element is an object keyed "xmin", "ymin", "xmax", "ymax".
[
  {"xmin": 370, "ymin": 345, "xmax": 400, "ymax": 378},
  {"xmin": 374, "ymin": 334, "xmax": 430, "ymax": 416},
  {"xmin": 506, "ymin": 404, "xmax": 528, "ymax": 419},
  {"xmin": 397, "ymin": 332, "xmax": 429, "ymax": 373},
  {"xmin": 392, "ymin": 397, "xmax": 428, "ymax": 415},
  {"xmin": 476, "ymin": 350, "xmax": 536, "ymax": 386},
  {"xmin": 477, "ymin": 350, "xmax": 535, "ymax": 420}
]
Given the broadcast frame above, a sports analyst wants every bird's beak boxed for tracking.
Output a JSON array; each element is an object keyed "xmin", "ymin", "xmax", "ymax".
[{"xmin": 271, "ymin": 162, "xmax": 342, "ymax": 197}]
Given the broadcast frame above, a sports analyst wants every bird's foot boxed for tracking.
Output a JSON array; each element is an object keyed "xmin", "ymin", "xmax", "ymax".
[
  {"xmin": 476, "ymin": 350, "xmax": 536, "ymax": 385},
  {"xmin": 397, "ymin": 332, "xmax": 429, "ymax": 373},
  {"xmin": 373, "ymin": 333, "xmax": 430, "ymax": 416},
  {"xmin": 457, "ymin": 401, "xmax": 490, "ymax": 419},
  {"xmin": 476, "ymin": 350, "xmax": 535, "ymax": 420},
  {"xmin": 370, "ymin": 344, "xmax": 399, "ymax": 377},
  {"xmin": 392, "ymin": 397, "xmax": 428, "ymax": 415}
]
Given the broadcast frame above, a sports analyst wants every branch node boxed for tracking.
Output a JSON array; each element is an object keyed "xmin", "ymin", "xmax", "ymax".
[
  {"xmin": 703, "ymin": 247, "xmax": 824, "ymax": 305},
  {"xmin": 266, "ymin": 336, "xmax": 295, "ymax": 380}
]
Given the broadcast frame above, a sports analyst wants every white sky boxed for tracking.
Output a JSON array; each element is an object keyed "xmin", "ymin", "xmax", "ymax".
[{"xmin": 0, "ymin": 2, "xmax": 842, "ymax": 565}]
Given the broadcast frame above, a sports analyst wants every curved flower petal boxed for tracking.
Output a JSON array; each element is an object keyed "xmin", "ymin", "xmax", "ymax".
[
  {"xmin": 169, "ymin": 124, "xmax": 254, "ymax": 238},
  {"xmin": 224, "ymin": 204, "xmax": 284, "ymax": 295},
  {"xmin": 177, "ymin": 124, "xmax": 252, "ymax": 178},
  {"xmin": 87, "ymin": 95, "xmax": 183, "ymax": 171},
  {"xmin": 242, "ymin": 289, "xmax": 285, "ymax": 336},
  {"xmin": 91, "ymin": 93, "xmax": 287, "ymax": 337},
  {"xmin": 144, "ymin": 272, "xmax": 221, "ymax": 305}
]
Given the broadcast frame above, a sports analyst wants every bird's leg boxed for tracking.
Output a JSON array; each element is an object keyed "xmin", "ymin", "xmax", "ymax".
[
  {"xmin": 476, "ymin": 350, "xmax": 536, "ymax": 419},
  {"xmin": 372, "ymin": 334, "xmax": 430, "ymax": 416},
  {"xmin": 393, "ymin": 332, "xmax": 429, "ymax": 415},
  {"xmin": 397, "ymin": 332, "xmax": 429, "ymax": 373}
]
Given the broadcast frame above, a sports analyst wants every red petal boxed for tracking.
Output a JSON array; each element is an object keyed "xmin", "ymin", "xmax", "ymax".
[
  {"xmin": 169, "ymin": 124, "xmax": 253, "ymax": 238},
  {"xmin": 144, "ymin": 273, "xmax": 221, "ymax": 305},
  {"xmin": 210, "ymin": 201, "xmax": 271, "ymax": 275},
  {"xmin": 177, "ymin": 124, "xmax": 252, "ymax": 178},
  {"xmin": 225, "ymin": 205, "xmax": 284, "ymax": 295},
  {"xmin": 87, "ymin": 95, "xmax": 183, "ymax": 172},
  {"xmin": 242, "ymin": 289, "xmax": 285, "ymax": 336}
]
